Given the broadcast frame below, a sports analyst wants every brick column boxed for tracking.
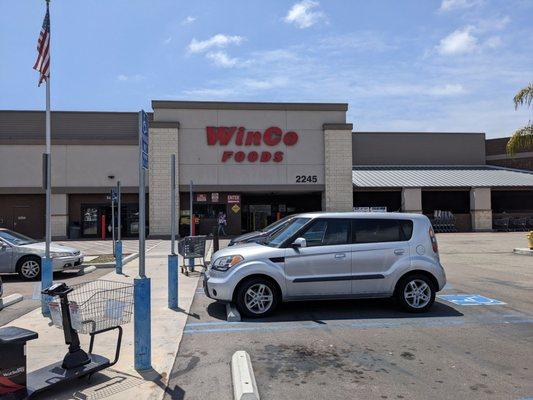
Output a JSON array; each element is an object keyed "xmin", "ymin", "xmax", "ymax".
[
  {"xmin": 401, "ymin": 188, "xmax": 422, "ymax": 213},
  {"xmin": 470, "ymin": 187, "xmax": 492, "ymax": 231},
  {"xmin": 148, "ymin": 122, "xmax": 179, "ymax": 237},
  {"xmin": 323, "ymin": 124, "xmax": 354, "ymax": 212},
  {"xmin": 51, "ymin": 193, "xmax": 68, "ymax": 239}
]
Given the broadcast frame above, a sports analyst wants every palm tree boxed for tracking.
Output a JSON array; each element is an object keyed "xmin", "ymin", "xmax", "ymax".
[{"xmin": 506, "ymin": 83, "xmax": 533, "ymax": 155}]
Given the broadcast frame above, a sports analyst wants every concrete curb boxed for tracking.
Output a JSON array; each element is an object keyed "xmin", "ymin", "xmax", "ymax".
[
  {"xmin": 513, "ymin": 248, "xmax": 533, "ymax": 256},
  {"xmin": 85, "ymin": 252, "xmax": 140, "ymax": 269},
  {"xmin": 231, "ymin": 351, "xmax": 260, "ymax": 400},
  {"xmin": 0, "ymin": 293, "xmax": 24, "ymax": 310},
  {"xmin": 226, "ymin": 303, "xmax": 242, "ymax": 322},
  {"xmin": 79, "ymin": 265, "xmax": 96, "ymax": 275}
]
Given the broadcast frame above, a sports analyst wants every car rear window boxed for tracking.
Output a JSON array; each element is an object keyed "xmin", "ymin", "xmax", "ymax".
[{"xmin": 352, "ymin": 219, "xmax": 413, "ymax": 244}]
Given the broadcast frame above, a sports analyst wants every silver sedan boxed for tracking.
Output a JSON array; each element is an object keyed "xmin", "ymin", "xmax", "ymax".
[{"xmin": 0, "ymin": 228, "xmax": 84, "ymax": 280}]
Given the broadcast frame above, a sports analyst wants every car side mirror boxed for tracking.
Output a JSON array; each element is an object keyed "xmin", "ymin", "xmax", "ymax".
[
  {"xmin": 292, "ymin": 237, "xmax": 307, "ymax": 248},
  {"xmin": 0, "ymin": 243, "xmax": 7, "ymax": 252}
]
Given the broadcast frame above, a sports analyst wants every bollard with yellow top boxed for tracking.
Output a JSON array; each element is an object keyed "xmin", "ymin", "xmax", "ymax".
[{"xmin": 528, "ymin": 231, "xmax": 533, "ymax": 250}]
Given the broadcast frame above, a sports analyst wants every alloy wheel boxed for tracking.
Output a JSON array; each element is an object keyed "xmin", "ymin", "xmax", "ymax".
[
  {"xmin": 403, "ymin": 279, "xmax": 431, "ymax": 309},
  {"xmin": 21, "ymin": 260, "xmax": 40, "ymax": 279},
  {"xmin": 244, "ymin": 283, "xmax": 274, "ymax": 314}
]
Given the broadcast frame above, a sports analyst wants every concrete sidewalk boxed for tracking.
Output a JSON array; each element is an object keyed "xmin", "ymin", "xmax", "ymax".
[{"xmin": 7, "ymin": 240, "xmax": 202, "ymax": 400}]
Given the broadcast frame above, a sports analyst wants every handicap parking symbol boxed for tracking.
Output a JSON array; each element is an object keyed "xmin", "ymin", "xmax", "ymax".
[{"xmin": 437, "ymin": 294, "xmax": 506, "ymax": 306}]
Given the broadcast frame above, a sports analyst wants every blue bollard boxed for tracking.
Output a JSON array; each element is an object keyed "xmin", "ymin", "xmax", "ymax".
[
  {"xmin": 115, "ymin": 240, "xmax": 123, "ymax": 274},
  {"xmin": 134, "ymin": 276, "xmax": 151, "ymax": 371},
  {"xmin": 168, "ymin": 254, "xmax": 178, "ymax": 309},
  {"xmin": 41, "ymin": 257, "xmax": 53, "ymax": 317}
]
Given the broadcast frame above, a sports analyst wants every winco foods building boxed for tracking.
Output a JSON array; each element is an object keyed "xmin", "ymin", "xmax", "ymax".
[{"xmin": 1, "ymin": 100, "xmax": 532, "ymax": 239}]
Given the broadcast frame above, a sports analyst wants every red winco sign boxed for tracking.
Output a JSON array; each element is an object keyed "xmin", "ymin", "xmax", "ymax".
[{"xmin": 206, "ymin": 126, "xmax": 298, "ymax": 163}]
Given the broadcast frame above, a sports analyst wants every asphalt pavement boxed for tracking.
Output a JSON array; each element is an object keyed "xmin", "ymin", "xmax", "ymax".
[{"xmin": 165, "ymin": 232, "xmax": 533, "ymax": 400}]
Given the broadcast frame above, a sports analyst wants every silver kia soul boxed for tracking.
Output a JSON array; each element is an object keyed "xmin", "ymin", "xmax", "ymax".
[{"xmin": 203, "ymin": 212, "xmax": 446, "ymax": 318}]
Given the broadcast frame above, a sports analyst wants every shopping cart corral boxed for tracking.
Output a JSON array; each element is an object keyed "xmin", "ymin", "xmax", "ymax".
[
  {"xmin": 0, "ymin": 280, "xmax": 133, "ymax": 399},
  {"xmin": 178, "ymin": 235, "xmax": 208, "ymax": 276}
]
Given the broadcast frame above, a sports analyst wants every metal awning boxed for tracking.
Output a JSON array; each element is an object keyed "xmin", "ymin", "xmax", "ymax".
[{"xmin": 352, "ymin": 165, "xmax": 533, "ymax": 188}]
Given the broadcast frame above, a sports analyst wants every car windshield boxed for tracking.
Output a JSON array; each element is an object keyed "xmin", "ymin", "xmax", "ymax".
[
  {"xmin": 260, "ymin": 215, "xmax": 293, "ymax": 233},
  {"xmin": 264, "ymin": 218, "xmax": 310, "ymax": 247},
  {"xmin": 0, "ymin": 230, "xmax": 38, "ymax": 245}
]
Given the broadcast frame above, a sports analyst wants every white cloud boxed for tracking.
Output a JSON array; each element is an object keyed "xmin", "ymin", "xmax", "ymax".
[
  {"xmin": 187, "ymin": 34, "xmax": 244, "ymax": 54},
  {"xmin": 368, "ymin": 83, "xmax": 466, "ymax": 97},
  {"xmin": 206, "ymin": 51, "xmax": 238, "ymax": 68},
  {"xmin": 484, "ymin": 36, "xmax": 502, "ymax": 49},
  {"xmin": 284, "ymin": 0, "xmax": 326, "ymax": 29},
  {"xmin": 117, "ymin": 74, "xmax": 145, "ymax": 82},
  {"xmin": 429, "ymin": 83, "xmax": 466, "ymax": 96},
  {"xmin": 439, "ymin": 0, "xmax": 483, "ymax": 12},
  {"xmin": 437, "ymin": 26, "xmax": 478, "ymax": 55},
  {"xmin": 181, "ymin": 16, "xmax": 196, "ymax": 25},
  {"xmin": 164, "ymin": 36, "xmax": 172, "ymax": 45}
]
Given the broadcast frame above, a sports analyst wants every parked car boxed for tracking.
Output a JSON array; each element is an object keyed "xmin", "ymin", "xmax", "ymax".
[
  {"xmin": 0, "ymin": 228, "xmax": 84, "ymax": 280},
  {"xmin": 204, "ymin": 212, "xmax": 446, "ymax": 317},
  {"xmin": 228, "ymin": 215, "xmax": 295, "ymax": 246}
]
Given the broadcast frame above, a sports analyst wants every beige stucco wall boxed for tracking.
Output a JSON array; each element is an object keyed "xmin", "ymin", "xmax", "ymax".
[
  {"xmin": 154, "ymin": 108, "xmax": 345, "ymax": 187},
  {"xmin": 51, "ymin": 193, "xmax": 68, "ymax": 238},
  {"xmin": 470, "ymin": 187, "xmax": 492, "ymax": 231},
  {"xmin": 401, "ymin": 188, "xmax": 422, "ymax": 213},
  {"xmin": 0, "ymin": 145, "xmax": 139, "ymax": 189}
]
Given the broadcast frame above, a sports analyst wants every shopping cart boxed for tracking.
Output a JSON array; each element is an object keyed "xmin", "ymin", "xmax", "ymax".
[
  {"xmin": 178, "ymin": 235, "xmax": 207, "ymax": 276},
  {"xmin": 0, "ymin": 280, "xmax": 134, "ymax": 398}
]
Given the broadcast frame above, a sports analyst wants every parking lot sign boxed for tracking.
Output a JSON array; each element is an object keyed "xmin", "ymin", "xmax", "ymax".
[{"xmin": 140, "ymin": 110, "xmax": 149, "ymax": 170}]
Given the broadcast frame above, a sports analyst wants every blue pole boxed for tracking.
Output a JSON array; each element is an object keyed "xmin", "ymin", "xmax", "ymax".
[
  {"xmin": 115, "ymin": 240, "xmax": 123, "ymax": 274},
  {"xmin": 134, "ymin": 276, "xmax": 151, "ymax": 370},
  {"xmin": 41, "ymin": 257, "xmax": 53, "ymax": 316},
  {"xmin": 168, "ymin": 254, "xmax": 178, "ymax": 309}
]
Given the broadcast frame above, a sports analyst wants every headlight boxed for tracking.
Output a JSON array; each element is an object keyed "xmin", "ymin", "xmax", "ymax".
[
  {"xmin": 51, "ymin": 252, "xmax": 72, "ymax": 258},
  {"xmin": 211, "ymin": 255, "xmax": 243, "ymax": 272}
]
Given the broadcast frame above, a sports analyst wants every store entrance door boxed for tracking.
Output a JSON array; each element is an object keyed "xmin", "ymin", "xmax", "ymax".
[
  {"xmin": 249, "ymin": 205, "xmax": 271, "ymax": 231},
  {"xmin": 80, "ymin": 204, "xmax": 139, "ymax": 239},
  {"xmin": 241, "ymin": 192, "xmax": 322, "ymax": 233}
]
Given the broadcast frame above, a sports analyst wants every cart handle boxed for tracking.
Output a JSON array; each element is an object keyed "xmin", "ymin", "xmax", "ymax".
[{"xmin": 88, "ymin": 325, "xmax": 123, "ymax": 367}]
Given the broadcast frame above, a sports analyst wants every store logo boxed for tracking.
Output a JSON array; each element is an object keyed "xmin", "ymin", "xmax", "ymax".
[{"xmin": 206, "ymin": 126, "xmax": 298, "ymax": 163}]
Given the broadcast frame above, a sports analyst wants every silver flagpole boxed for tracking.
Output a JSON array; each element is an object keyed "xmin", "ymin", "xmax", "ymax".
[{"xmin": 42, "ymin": 0, "xmax": 53, "ymax": 316}]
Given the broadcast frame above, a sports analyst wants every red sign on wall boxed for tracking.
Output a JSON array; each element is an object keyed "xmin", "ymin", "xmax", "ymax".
[{"xmin": 206, "ymin": 126, "xmax": 298, "ymax": 163}]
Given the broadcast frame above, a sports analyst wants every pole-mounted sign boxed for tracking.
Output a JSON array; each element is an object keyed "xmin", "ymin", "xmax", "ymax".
[
  {"xmin": 134, "ymin": 110, "xmax": 151, "ymax": 371},
  {"xmin": 141, "ymin": 111, "xmax": 149, "ymax": 171}
]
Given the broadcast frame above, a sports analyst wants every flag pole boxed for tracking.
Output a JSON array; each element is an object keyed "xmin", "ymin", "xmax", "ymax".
[{"xmin": 42, "ymin": 0, "xmax": 53, "ymax": 317}]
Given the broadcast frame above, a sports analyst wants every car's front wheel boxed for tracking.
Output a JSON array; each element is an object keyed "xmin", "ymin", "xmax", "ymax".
[
  {"xmin": 396, "ymin": 274, "xmax": 435, "ymax": 313},
  {"xmin": 17, "ymin": 256, "xmax": 42, "ymax": 280},
  {"xmin": 235, "ymin": 277, "xmax": 280, "ymax": 318}
]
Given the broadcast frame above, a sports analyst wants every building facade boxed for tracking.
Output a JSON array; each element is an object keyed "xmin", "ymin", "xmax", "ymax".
[{"xmin": 1, "ymin": 101, "xmax": 532, "ymax": 239}]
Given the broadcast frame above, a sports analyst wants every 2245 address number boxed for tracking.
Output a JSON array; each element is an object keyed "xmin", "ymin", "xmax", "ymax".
[{"xmin": 295, "ymin": 175, "xmax": 318, "ymax": 183}]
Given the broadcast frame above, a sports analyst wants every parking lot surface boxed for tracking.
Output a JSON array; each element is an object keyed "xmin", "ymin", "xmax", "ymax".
[{"xmin": 165, "ymin": 232, "xmax": 533, "ymax": 400}]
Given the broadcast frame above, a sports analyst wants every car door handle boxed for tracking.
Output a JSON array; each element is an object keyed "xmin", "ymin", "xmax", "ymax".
[
  {"xmin": 394, "ymin": 249, "xmax": 405, "ymax": 255},
  {"xmin": 334, "ymin": 253, "xmax": 346, "ymax": 259}
]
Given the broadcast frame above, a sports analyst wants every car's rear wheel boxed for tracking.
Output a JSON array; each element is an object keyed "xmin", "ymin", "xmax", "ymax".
[
  {"xmin": 17, "ymin": 256, "xmax": 42, "ymax": 280},
  {"xmin": 235, "ymin": 277, "xmax": 280, "ymax": 318},
  {"xmin": 395, "ymin": 274, "xmax": 435, "ymax": 313}
]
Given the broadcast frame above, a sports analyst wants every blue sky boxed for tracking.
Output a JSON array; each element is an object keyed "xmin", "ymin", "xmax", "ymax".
[{"xmin": 1, "ymin": 0, "xmax": 532, "ymax": 138}]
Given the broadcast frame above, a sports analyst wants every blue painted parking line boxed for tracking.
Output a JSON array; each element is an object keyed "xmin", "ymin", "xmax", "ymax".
[
  {"xmin": 183, "ymin": 314, "xmax": 533, "ymax": 335},
  {"xmin": 437, "ymin": 294, "xmax": 506, "ymax": 306}
]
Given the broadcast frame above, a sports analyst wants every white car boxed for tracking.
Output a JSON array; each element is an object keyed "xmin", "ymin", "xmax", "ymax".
[
  {"xmin": 204, "ymin": 212, "xmax": 446, "ymax": 317},
  {"xmin": 0, "ymin": 229, "xmax": 84, "ymax": 280}
]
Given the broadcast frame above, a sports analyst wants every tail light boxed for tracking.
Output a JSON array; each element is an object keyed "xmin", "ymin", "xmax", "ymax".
[{"xmin": 429, "ymin": 227, "xmax": 439, "ymax": 253}]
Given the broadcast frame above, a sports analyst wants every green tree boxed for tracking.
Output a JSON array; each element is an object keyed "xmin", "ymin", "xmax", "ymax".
[{"xmin": 506, "ymin": 83, "xmax": 533, "ymax": 155}]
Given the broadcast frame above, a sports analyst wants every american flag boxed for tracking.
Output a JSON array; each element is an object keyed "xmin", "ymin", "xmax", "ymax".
[{"xmin": 33, "ymin": 3, "xmax": 50, "ymax": 86}]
